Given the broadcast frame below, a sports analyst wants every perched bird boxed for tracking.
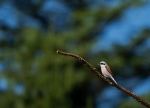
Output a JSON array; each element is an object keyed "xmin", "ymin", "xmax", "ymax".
[{"xmin": 98, "ymin": 61, "xmax": 117, "ymax": 85}]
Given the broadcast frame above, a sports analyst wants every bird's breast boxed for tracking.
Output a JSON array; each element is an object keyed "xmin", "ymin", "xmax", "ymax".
[{"xmin": 100, "ymin": 65, "xmax": 111, "ymax": 77}]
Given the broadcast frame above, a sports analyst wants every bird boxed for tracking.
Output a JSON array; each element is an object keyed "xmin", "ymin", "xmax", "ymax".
[{"xmin": 98, "ymin": 61, "xmax": 118, "ymax": 85}]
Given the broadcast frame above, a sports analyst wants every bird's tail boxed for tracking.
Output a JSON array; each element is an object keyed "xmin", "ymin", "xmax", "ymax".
[{"xmin": 110, "ymin": 76, "xmax": 118, "ymax": 85}]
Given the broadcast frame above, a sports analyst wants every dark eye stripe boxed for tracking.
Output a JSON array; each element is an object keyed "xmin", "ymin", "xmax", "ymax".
[{"xmin": 100, "ymin": 63, "xmax": 105, "ymax": 65}]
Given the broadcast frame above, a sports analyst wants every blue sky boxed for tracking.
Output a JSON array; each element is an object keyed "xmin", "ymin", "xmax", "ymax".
[
  {"xmin": 95, "ymin": 2, "xmax": 150, "ymax": 51},
  {"xmin": 0, "ymin": 2, "xmax": 19, "ymax": 28}
]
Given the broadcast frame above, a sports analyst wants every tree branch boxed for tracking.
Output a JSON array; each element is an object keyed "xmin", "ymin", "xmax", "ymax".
[{"xmin": 57, "ymin": 50, "xmax": 150, "ymax": 108}]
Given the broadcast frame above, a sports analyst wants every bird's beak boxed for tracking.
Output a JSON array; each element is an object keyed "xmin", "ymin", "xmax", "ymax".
[{"xmin": 98, "ymin": 63, "xmax": 100, "ymax": 65}]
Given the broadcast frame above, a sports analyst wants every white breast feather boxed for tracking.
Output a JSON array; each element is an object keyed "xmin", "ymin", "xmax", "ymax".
[{"xmin": 101, "ymin": 65, "xmax": 112, "ymax": 78}]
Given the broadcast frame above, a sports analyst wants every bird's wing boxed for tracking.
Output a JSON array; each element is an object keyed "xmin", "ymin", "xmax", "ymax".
[{"xmin": 105, "ymin": 66, "xmax": 113, "ymax": 75}]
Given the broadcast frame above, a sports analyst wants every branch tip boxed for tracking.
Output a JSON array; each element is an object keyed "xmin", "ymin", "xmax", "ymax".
[{"xmin": 56, "ymin": 50, "xmax": 59, "ymax": 53}]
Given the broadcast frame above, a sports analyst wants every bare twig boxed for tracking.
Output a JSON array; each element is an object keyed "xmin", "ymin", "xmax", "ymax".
[{"xmin": 57, "ymin": 50, "xmax": 150, "ymax": 108}]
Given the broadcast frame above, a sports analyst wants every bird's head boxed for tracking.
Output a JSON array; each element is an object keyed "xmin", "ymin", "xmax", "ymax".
[{"xmin": 98, "ymin": 61, "xmax": 108, "ymax": 66}]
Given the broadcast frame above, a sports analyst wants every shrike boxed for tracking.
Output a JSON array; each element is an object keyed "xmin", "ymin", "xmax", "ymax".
[{"xmin": 98, "ymin": 61, "xmax": 117, "ymax": 85}]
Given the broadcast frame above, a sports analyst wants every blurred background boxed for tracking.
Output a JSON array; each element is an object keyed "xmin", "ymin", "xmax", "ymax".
[{"xmin": 0, "ymin": 0, "xmax": 150, "ymax": 108}]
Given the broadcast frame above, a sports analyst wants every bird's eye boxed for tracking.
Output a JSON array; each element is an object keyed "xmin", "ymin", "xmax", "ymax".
[{"xmin": 100, "ymin": 63, "xmax": 105, "ymax": 65}]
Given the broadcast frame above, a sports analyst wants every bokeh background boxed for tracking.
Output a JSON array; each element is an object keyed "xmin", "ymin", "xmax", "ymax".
[{"xmin": 0, "ymin": 0, "xmax": 150, "ymax": 108}]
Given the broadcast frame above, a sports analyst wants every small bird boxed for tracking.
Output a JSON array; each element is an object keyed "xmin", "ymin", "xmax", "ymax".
[{"xmin": 98, "ymin": 61, "xmax": 117, "ymax": 85}]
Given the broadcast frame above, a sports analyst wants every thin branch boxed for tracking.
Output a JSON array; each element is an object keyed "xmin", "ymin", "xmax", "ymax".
[{"xmin": 57, "ymin": 50, "xmax": 150, "ymax": 108}]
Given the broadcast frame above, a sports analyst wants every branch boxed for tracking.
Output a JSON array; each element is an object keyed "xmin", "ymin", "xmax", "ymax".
[{"xmin": 57, "ymin": 50, "xmax": 150, "ymax": 108}]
